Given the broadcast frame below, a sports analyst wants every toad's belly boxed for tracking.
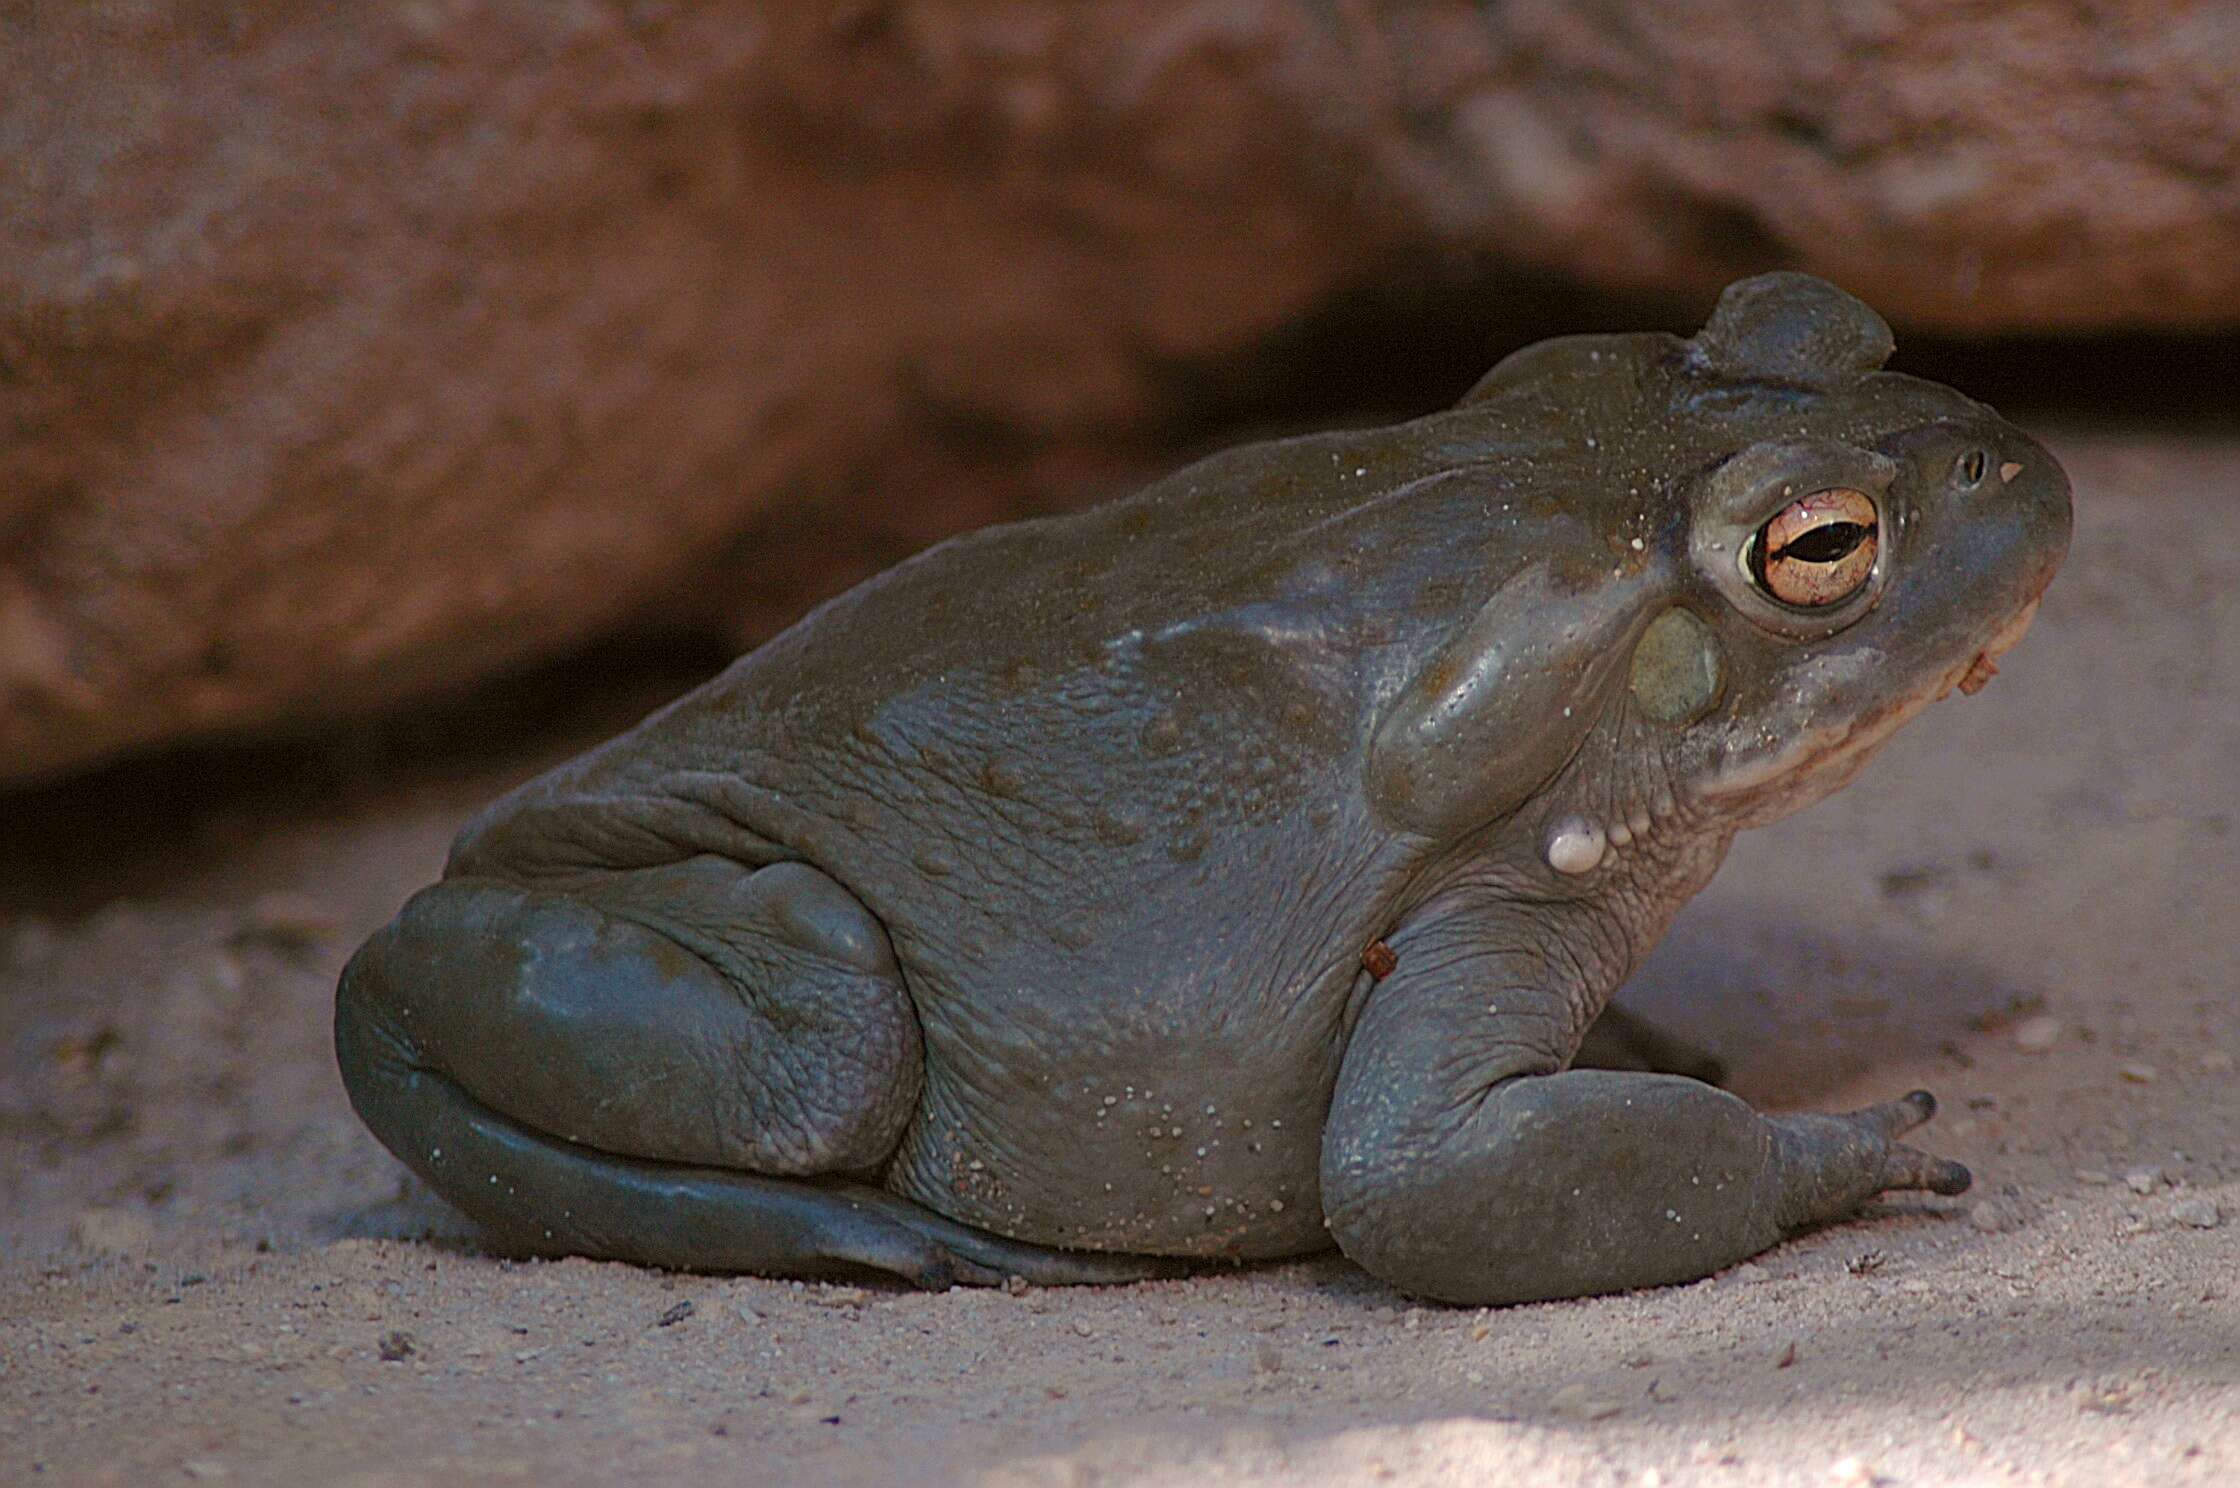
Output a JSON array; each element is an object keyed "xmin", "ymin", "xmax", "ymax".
[{"xmin": 886, "ymin": 1042, "xmax": 1341, "ymax": 1259}]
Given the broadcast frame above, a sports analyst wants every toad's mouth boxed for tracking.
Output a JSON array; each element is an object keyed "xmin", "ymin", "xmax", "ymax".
[
  {"xmin": 1700, "ymin": 595, "xmax": 2047, "ymax": 811},
  {"xmin": 1943, "ymin": 598, "xmax": 2041, "ymax": 700}
]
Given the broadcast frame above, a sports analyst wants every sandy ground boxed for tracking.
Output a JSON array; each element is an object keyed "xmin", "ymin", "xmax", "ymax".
[{"xmin": 2, "ymin": 425, "xmax": 2235, "ymax": 1487}]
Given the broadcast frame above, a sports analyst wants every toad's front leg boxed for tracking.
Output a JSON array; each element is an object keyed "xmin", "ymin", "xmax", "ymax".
[{"xmin": 1319, "ymin": 897, "xmax": 1969, "ymax": 1305}]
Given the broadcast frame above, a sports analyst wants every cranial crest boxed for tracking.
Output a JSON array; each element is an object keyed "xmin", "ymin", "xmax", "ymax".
[{"xmin": 1688, "ymin": 272, "xmax": 1894, "ymax": 389}]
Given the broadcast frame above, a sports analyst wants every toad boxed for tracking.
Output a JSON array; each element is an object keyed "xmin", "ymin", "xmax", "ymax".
[{"xmin": 336, "ymin": 273, "xmax": 2070, "ymax": 1304}]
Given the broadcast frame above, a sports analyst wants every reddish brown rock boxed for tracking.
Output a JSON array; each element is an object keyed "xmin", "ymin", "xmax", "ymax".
[
  {"xmin": 1414, "ymin": 0, "xmax": 2240, "ymax": 331},
  {"xmin": 5, "ymin": 2, "xmax": 2234, "ymax": 783}
]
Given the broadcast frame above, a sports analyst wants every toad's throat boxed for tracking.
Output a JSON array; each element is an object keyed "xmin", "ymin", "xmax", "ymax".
[{"xmin": 1701, "ymin": 597, "xmax": 2045, "ymax": 807}]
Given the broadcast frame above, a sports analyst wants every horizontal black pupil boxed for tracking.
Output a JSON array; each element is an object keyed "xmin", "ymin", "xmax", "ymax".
[{"xmin": 1774, "ymin": 520, "xmax": 1871, "ymax": 565}]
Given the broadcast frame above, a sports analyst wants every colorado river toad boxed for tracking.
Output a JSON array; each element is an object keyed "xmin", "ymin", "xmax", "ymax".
[{"xmin": 336, "ymin": 273, "xmax": 2070, "ymax": 1304}]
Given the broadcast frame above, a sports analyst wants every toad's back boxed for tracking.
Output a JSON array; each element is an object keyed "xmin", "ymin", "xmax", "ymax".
[{"xmin": 438, "ymin": 420, "xmax": 1556, "ymax": 1255}]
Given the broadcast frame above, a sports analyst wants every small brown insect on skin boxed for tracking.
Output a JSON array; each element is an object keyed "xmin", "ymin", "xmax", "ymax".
[
  {"xmin": 1361, "ymin": 941, "xmax": 1399, "ymax": 980},
  {"xmin": 1957, "ymin": 653, "xmax": 2000, "ymax": 694}
]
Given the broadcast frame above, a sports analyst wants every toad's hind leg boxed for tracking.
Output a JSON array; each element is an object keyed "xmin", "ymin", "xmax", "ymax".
[{"xmin": 334, "ymin": 856, "xmax": 1167, "ymax": 1288}]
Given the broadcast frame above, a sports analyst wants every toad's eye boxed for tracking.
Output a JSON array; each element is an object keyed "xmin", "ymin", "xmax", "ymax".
[{"xmin": 1745, "ymin": 488, "xmax": 1878, "ymax": 608}]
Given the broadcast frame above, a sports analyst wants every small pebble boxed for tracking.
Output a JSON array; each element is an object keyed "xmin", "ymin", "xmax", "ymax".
[
  {"xmin": 2202, "ymin": 1051, "xmax": 2235, "ymax": 1073},
  {"xmin": 655, "ymin": 1301, "xmax": 694, "ymax": 1328},
  {"xmin": 2119, "ymin": 1062, "xmax": 2158, "ymax": 1084},
  {"xmin": 2011, "ymin": 1016, "xmax": 2063, "ymax": 1052},
  {"xmin": 1968, "ymin": 1202, "xmax": 2009, "ymax": 1234},
  {"xmin": 1071, "ymin": 1319, "xmax": 1093, "ymax": 1337},
  {"xmin": 810, "ymin": 1286, "xmax": 867, "ymax": 1309},
  {"xmin": 2075, "ymin": 1169, "xmax": 2111, "ymax": 1186},
  {"xmin": 2170, "ymin": 1198, "xmax": 2222, "ymax": 1229},
  {"xmin": 1255, "ymin": 1345, "xmax": 1282, "ymax": 1373},
  {"xmin": 2123, "ymin": 1166, "xmax": 2162, "ymax": 1196},
  {"xmin": 1548, "ymin": 1383, "xmax": 1622, "ymax": 1420},
  {"xmin": 1827, "ymin": 1456, "xmax": 1873, "ymax": 1483},
  {"xmin": 376, "ymin": 1330, "xmax": 416, "ymax": 1362}
]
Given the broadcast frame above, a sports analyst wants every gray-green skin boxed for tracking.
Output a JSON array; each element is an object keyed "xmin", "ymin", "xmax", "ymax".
[{"xmin": 336, "ymin": 274, "xmax": 2071, "ymax": 1305}]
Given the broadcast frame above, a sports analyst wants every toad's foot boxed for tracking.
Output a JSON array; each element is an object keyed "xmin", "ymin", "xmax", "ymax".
[{"xmin": 1767, "ymin": 1089, "xmax": 1972, "ymax": 1227}]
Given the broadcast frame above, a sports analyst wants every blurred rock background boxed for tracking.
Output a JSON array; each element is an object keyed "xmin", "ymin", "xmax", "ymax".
[{"xmin": 6, "ymin": 0, "xmax": 2239, "ymax": 785}]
